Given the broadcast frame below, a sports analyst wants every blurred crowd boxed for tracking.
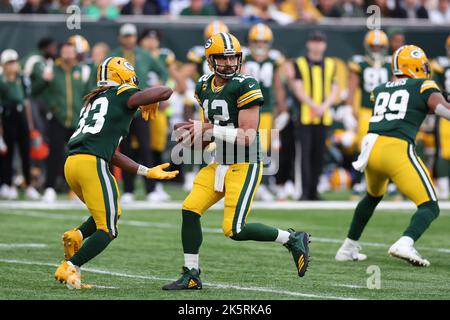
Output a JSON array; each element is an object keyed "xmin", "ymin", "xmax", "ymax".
[
  {"xmin": 0, "ymin": 20, "xmax": 449, "ymax": 204},
  {"xmin": 0, "ymin": 0, "xmax": 449, "ymax": 24}
]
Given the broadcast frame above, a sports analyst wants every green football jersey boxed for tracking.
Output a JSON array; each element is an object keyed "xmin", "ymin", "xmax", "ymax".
[
  {"xmin": 195, "ymin": 73, "xmax": 264, "ymax": 164},
  {"xmin": 432, "ymin": 56, "xmax": 450, "ymax": 92},
  {"xmin": 368, "ymin": 78, "xmax": 440, "ymax": 144},
  {"xmin": 68, "ymin": 84, "xmax": 139, "ymax": 161},
  {"xmin": 243, "ymin": 49, "xmax": 284, "ymax": 113},
  {"xmin": 348, "ymin": 55, "xmax": 391, "ymax": 109}
]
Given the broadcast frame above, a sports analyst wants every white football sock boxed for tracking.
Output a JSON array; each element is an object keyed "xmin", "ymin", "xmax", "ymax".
[
  {"xmin": 184, "ymin": 254, "xmax": 199, "ymax": 270},
  {"xmin": 398, "ymin": 236, "xmax": 414, "ymax": 247},
  {"xmin": 275, "ymin": 230, "xmax": 291, "ymax": 244}
]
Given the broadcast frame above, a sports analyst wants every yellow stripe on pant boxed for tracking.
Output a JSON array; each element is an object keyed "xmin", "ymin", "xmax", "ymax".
[
  {"xmin": 259, "ymin": 112, "xmax": 273, "ymax": 153},
  {"xmin": 365, "ymin": 136, "xmax": 437, "ymax": 205},
  {"xmin": 182, "ymin": 162, "xmax": 263, "ymax": 237},
  {"xmin": 64, "ymin": 154, "xmax": 121, "ymax": 237}
]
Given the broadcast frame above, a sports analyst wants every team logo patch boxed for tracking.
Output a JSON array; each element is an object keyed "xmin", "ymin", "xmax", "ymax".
[
  {"xmin": 123, "ymin": 61, "xmax": 135, "ymax": 71},
  {"xmin": 202, "ymin": 83, "xmax": 207, "ymax": 91},
  {"xmin": 205, "ymin": 38, "xmax": 212, "ymax": 49},
  {"xmin": 410, "ymin": 50, "xmax": 424, "ymax": 59}
]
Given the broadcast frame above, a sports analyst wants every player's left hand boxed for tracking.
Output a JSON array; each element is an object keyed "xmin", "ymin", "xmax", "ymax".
[
  {"xmin": 139, "ymin": 102, "xmax": 159, "ymax": 121},
  {"xmin": 146, "ymin": 163, "xmax": 179, "ymax": 180}
]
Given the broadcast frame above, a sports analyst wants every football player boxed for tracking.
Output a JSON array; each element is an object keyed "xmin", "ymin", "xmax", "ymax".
[
  {"xmin": 242, "ymin": 23, "xmax": 287, "ymax": 201},
  {"xmin": 54, "ymin": 57, "xmax": 178, "ymax": 289},
  {"xmin": 431, "ymin": 35, "xmax": 450, "ymax": 199},
  {"xmin": 345, "ymin": 30, "xmax": 391, "ymax": 196},
  {"xmin": 336, "ymin": 45, "xmax": 449, "ymax": 267},
  {"xmin": 162, "ymin": 33, "xmax": 310, "ymax": 290}
]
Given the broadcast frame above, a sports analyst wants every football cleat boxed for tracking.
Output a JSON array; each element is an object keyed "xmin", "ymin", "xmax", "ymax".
[
  {"xmin": 162, "ymin": 267, "xmax": 202, "ymax": 290},
  {"xmin": 335, "ymin": 238, "xmax": 368, "ymax": 261},
  {"xmin": 284, "ymin": 229, "xmax": 310, "ymax": 277},
  {"xmin": 388, "ymin": 238, "xmax": 430, "ymax": 267},
  {"xmin": 54, "ymin": 261, "xmax": 82, "ymax": 289},
  {"xmin": 62, "ymin": 229, "xmax": 82, "ymax": 260}
]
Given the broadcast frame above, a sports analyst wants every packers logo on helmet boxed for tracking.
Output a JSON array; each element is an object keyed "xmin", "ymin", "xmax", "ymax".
[
  {"xmin": 392, "ymin": 45, "xmax": 430, "ymax": 79},
  {"xmin": 205, "ymin": 32, "xmax": 242, "ymax": 79},
  {"xmin": 97, "ymin": 56, "xmax": 139, "ymax": 87},
  {"xmin": 204, "ymin": 20, "xmax": 229, "ymax": 40},
  {"xmin": 364, "ymin": 30, "xmax": 388, "ymax": 60}
]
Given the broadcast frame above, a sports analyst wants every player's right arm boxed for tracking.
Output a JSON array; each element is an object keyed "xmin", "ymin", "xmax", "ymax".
[{"xmin": 427, "ymin": 92, "xmax": 450, "ymax": 120}]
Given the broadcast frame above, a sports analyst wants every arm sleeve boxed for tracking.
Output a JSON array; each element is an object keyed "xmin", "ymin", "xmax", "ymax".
[{"xmin": 237, "ymin": 77, "xmax": 264, "ymax": 109}]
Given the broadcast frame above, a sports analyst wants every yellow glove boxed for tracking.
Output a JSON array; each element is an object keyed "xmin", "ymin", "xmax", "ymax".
[
  {"xmin": 139, "ymin": 102, "xmax": 159, "ymax": 121},
  {"xmin": 146, "ymin": 162, "xmax": 179, "ymax": 180}
]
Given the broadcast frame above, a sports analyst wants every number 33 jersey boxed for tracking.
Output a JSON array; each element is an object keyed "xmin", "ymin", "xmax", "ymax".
[
  {"xmin": 68, "ymin": 84, "xmax": 139, "ymax": 162},
  {"xmin": 194, "ymin": 74, "xmax": 264, "ymax": 164},
  {"xmin": 368, "ymin": 78, "xmax": 440, "ymax": 144}
]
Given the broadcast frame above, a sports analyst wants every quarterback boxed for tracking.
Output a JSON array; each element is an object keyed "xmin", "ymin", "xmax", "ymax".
[
  {"xmin": 336, "ymin": 45, "xmax": 450, "ymax": 266},
  {"xmin": 54, "ymin": 57, "xmax": 178, "ymax": 289},
  {"xmin": 162, "ymin": 32, "xmax": 310, "ymax": 290}
]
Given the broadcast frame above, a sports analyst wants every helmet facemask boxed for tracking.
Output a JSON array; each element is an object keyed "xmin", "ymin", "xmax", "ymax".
[
  {"xmin": 366, "ymin": 44, "xmax": 387, "ymax": 61},
  {"xmin": 250, "ymin": 40, "xmax": 271, "ymax": 59}
]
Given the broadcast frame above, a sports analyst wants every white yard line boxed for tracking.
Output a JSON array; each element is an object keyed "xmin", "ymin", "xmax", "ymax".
[
  {"xmin": 333, "ymin": 284, "xmax": 367, "ymax": 289},
  {"xmin": 0, "ymin": 243, "xmax": 48, "ymax": 249},
  {"xmin": 2, "ymin": 210, "xmax": 449, "ymax": 254},
  {"xmin": 0, "ymin": 259, "xmax": 358, "ymax": 300},
  {"xmin": 2, "ymin": 200, "xmax": 450, "ymax": 210}
]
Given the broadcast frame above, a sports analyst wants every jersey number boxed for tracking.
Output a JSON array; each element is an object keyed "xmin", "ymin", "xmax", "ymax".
[
  {"xmin": 71, "ymin": 97, "xmax": 108, "ymax": 139},
  {"xmin": 370, "ymin": 90, "xmax": 409, "ymax": 123},
  {"xmin": 245, "ymin": 61, "xmax": 273, "ymax": 87},
  {"xmin": 363, "ymin": 68, "xmax": 389, "ymax": 92},
  {"xmin": 202, "ymin": 99, "xmax": 231, "ymax": 126}
]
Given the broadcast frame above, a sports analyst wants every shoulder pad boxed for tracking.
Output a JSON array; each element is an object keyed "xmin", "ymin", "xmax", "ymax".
[
  {"xmin": 420, "ymin": 80, "xmax": 440, "ymax": 94},
  {"xmin": 117, "ymin": 83, "xmax": 138, "ymax": 95},
  {"xmin": 351, "ymin": 55, "xmax": 365, "ymax": 63}
]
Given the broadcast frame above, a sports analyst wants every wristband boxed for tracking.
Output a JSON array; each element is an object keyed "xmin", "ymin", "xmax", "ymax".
[
  {"xmin": 137, "ymin": 165, "xmax": 149, "ymax": 176},
  {"xmin": 213, "ymin": 125, "xmax": 238, "ymax": 144}
]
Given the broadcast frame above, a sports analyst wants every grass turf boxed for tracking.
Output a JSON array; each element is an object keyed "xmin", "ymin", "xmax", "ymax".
[{"xmin": 0, "ymin": 206, "xmax": 449, "ymax": 300}]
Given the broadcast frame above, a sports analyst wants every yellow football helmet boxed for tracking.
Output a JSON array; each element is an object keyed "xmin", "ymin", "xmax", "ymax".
[
  {"xmin": 248, "ymin": 23, "xmax": 273, "ymax": 57},
  {"xmin": 204, "ymin": 20, "xmax": 229, "ymax": 40},
  {"xmin": 205, "ymin": 32, "xmax": 242, "ymax": 79},
  {"xmin": 392, "ymin": 45, "xmax": 430, "ymax": 79},
  {"xmin": 97, "ymin": 56, "xmax": 138, "ymax": 87},
  {"xmin": 68, "ymin": 35, "xmax": 90, "ymax": 55},
  {"xmin": 364, "ymin": 30, "xmax": 388, "ymax": 60}
]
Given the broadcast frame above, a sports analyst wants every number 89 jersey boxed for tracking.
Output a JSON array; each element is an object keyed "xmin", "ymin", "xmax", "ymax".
[
  {"xmin": 68, "ymin": 84, "xmax": 139, "ymax": 162},
  {"xmin": 195, "ymin": 74, "xmax": 264, "ymax": 164},
  {"xmin": 368, "ymin": 78, "xmax": 440, "ymax": 144}
]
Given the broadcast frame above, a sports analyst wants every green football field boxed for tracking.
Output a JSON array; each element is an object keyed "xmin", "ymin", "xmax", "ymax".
[{"xmin": 0, "ymin": 204, "xmax": 449, "ymax": 300}]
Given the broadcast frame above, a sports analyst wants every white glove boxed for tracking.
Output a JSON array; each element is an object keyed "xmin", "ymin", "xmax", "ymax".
[{"xmin": 274, "ymin": 112, "xmax": 290, "ymax": 131}]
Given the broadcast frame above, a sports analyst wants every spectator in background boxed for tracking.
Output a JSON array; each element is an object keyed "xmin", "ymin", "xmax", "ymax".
[
  {"xmin": 280, "ymin": 0, "xmax": 322, "ymax": 22},
  {"xmin": 371, "ymin": 0, "xmax": 393, "ymax": 17},
  {"xmin": 0, "ymin": 0, "xmax": 14, "ymax": 13},
  {"xmin": 121, "ymin": 0, "xmax": 162, "ymax": 15},
  {"xmin": 91, "ymin": 42, "xmax": 110, "ymax": 66},
  {"xmin": 387, "ymin": 28, "xmax": 405, "ymax": 54},
  {"xmin": 19, "ymin": 0, "xmax": 48, "ymax": 13},
  {"xmin": 48, "ymin": 0, "xmax": 72, "ymax": 14},
  {"xmin": 84, "ymin": 0, "xmax": 120, "ymax": 20},
  {"xmin": 316, "ymin": 0, "xmax": 341, "ymax": 17},
  {"xmin": 338, "ymin": 0, "xmax": 365, "ymax": 17},
  {"xmin": 243, "ymin": 0, "xmax": 294, "ymax": 25},
  {"xmin": 180, "ymin": 0, "xmax": 216, "ymax": 15},
  {"xmin": 429, "ymin": 0, "xmax": 450, "ymax": 23},
  {"xmin": 34, "ymin": 43, "xmax": 89, "ymax": 202},
  {"xmin": 391, "ymin": 0, "xmax": 429, "ymax": 19},
  {"xmin": 0, "ymin": 49, "xmax": 40, "ymax": 200},
  {"xmin": 211, "ymin": 0, "xmax": 240, "ymax": 16}
]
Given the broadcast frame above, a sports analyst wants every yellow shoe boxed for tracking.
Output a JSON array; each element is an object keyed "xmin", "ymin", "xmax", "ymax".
[
  {"xmin": 63, "ymin": 229, "xmax": 82, "ymax": 260},
  {"xmin": 54, "ymin": 261, "xmax": 81, "ymax": 289}
]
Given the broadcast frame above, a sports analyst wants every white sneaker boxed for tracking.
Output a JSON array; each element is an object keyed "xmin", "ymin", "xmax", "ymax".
[
  {"xmin": 275, "ymin": 185, "xmax": 288, "ymax": 201},
  {"xmin": 335, "ymin": 238, "xmax": 367, "ymax": 261},
  {"xmin": 42, "ymin": 187, "xmax": 57, "ymax": 203},
  {"xmin": 0, "ymin": 184, "xmax": 9, "ymax": 199},
  {"xmin": 255, "ymin": 184, "xmax": 274, "ymax": 202},
  {"xmin": 8, "ymin": 186, "xmax": 18, "ymax": 200},
  {"xmin": 121, "ymin": 192, "xmax": 134, "ymax": 204},
  {"xmin": 147, "ymin": 190, "xmax": 164, "ymax": 202},
  {"xmin": 388, "ymin": 236, "xmax": 430, "ymax": 267},
  {"xmin": 155, "ymin": 183, "xmax": 171, "ymax": 201},
  {"xmin": 284, "ymin": 181, "xmax": 296, "ymax": 199},
  {"xmin": 25, "ymin": 186, "xmax": 41, "ymax": 200}
]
